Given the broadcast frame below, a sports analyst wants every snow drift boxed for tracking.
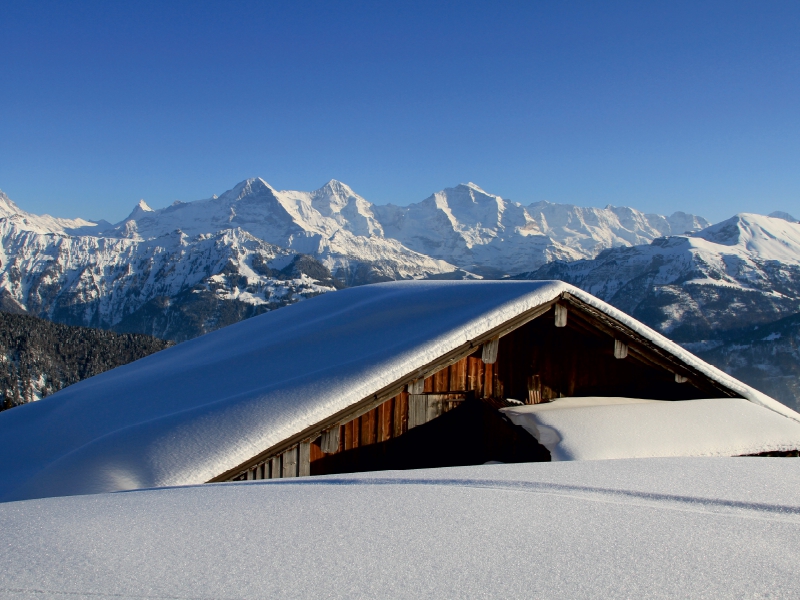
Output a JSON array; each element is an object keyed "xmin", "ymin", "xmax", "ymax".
[
  {"xmin": 502, "ymin": 397, "xmax": 800, "ymax": 460},
  {"xmin": 2, "ymin": 458, "xmax": 800, "ymax": 599}
]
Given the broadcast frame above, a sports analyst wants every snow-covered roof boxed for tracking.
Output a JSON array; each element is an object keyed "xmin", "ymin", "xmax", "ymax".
[
  {"xmin": 3, "ymin": 458, "xmax": 800, "ymax": 598},
  {"xmin": 0, "ymin": 280, "xmax": 795, "ymax": 502}
]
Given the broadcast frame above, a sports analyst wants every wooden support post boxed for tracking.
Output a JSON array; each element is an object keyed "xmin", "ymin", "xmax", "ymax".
[
  {"xmin": 282, "ymin": 446, "xmax": 298, "ymax": 478},
  {"xmin": 554, "ymin": 304, "xmax": 568, "ymax": 328},
  {"xmin": 246, "ymin": 468, "xmax": 254, "ymax": 481},
  {"xmin": 675, "ymin": 373, "xmax": 689, "ymax": 384},
  {"xmin": 269, "ymin": 456, "xmax": 280, "ymax": 479},
  {"xmin": 408, "ymin": 394, "xmax": 426, "ymax": 429},
  {"xmin": 482, "ymin": 337, "xmax": 499, "ymax": 364},
  {"xmin": 298, "ymin": 442, "xmax": 310, "ymax": 477},
  {"xmin": 614, "ymin": 339, "xmax": 628, "ymax": 359},
  {"xmin": 320, "ymin": 426, "xmax": 340, "ymax": 454}
]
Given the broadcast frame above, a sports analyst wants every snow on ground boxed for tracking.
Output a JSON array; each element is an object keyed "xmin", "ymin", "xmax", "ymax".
[
  {"xmin": 502, "ymin": 397, "xmax": 800, "ymax": 460},
  {"xmin": 2, "ymin": 458, "xmax": 799, "ymax": 599}
]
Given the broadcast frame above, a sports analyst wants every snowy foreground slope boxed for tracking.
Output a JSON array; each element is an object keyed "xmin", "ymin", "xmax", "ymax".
[{"xmin": 2, "ymin": 458, "xmax": 800, "ymax": 599}]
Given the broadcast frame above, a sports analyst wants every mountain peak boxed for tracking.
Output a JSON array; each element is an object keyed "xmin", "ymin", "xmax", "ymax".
[
  {"xmin": 222, "ymin": 178, "xmax": 277, "ymax": 202},
  {"xmin": 125, "ymin": 199, "xmax": 155, "ymax": 221},
  {"xmin": 0, "ymin": 189, "xmax": 23, "ymax": 217},
  {"xmin": 459, "ymin": 182, "xmax": 488, "ymax": 193},
  {"xmin": 769, "ymin": 211, "xmax": 799, "ymax": 223},
  {"xmin": 319, "ymin": 179, "xmax": 356, "ymax": 196}
]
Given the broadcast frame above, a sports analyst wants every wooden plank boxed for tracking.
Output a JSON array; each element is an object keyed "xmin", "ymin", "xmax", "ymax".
[
  {"xmin": 482, "ymin": 337, "xmax": 499, "ymax": 364},
  {"xmin": 360, "ymin": 408, "xmax": 377, "ymax": 446},
  {"xmin": 450, "ymin": 358, "xmax": 467, "ymax": 391},
  {"xmin": 554, "ymin": 304, "xmax": 568, "ymax": 327},
  {"xmin": 483, "ymin": 361, "xmax": 494, "ymax": 398},
  {"xmin": 310, "ymin": 440, "xmax": 325, "ymax": 463},
  {"xmin": 246, "ymin": 468, "xmax": 254, "ymax": 481},
  {"xmin": 320, "ymin": 427, "xmax": 340, "ymax": 454},
  {"xmin": 433, "ymin": 367, "xmax": 449, "ymax": 392},
  {"xmin": 407, "ymin": 379, "xmax": 424, "ymax": 394},
  {"xmin": 352, "ymin": 416, "xmax": 361, "ymax": 448},
  {"xmin": 614, "ymin": 339, "xmax": 628, "ymax": 359},
  {"xmin": 344, "ymin": 420, "xmax": 354, "ymax": 451},
  {"xmin": 298, "ymin": 442, "xmax": 311, "ymax": 477},
  {"xmin": 378, "ymin": 398, "xmax": 393, "ymax": 442},
  {"xmin": 282, "ymin": 446, "xmax": 298, "ymax": 478},
  {"xmin": 408, "ymin": 394, "xmax": 426, "ymax": 429},
  {"xmin": 675, "ymin": 373, "xmax": 689, "ymax": 384},
  {"xmin": 562, "ymin": 292, "xmax": 736, "ymax": 397},
  {"xmin": 426, "ymin": 394, "xmax": 444, "ymax": 422},
  {"xmin": 394, "ymin": 392, "xmax": 408, "ymax": 437},
  {"xmin": 270, "ymin": 456, "xmax": 280, "ymax": 479}
]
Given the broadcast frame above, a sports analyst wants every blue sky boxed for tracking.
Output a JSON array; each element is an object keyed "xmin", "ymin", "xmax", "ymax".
[{"xmin": 1, "ymin": 0, "xmax": 798, "ymax": 223}]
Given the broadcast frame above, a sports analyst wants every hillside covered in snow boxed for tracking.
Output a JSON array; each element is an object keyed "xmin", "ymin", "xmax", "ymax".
[
  {"xmin": 521, "ymin": 213, "xmax": 800, "ymax": 407},
  {"xmin": 2, "ymin": 458, "xmax": 800, "ymax": 599}
]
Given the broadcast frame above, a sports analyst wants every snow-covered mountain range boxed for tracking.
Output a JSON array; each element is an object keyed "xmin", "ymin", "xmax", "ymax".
[
  {"xmin": 0, "ymin": 179, "xmax": 798, "ymax": 405},
  {"xmin": 0, "ymin": 189, "xmax": 348, "ymax": 340},
  {"xmin": 520, "ymin": 212, "xmax": 800, "ymax": 407},
  {"xmin": 0, "ymin": 178, "xmax": 713, "ymax": 340},
  {"xmin": 374, "ymin": 182, "xmax": 709, "ymax": 275}
]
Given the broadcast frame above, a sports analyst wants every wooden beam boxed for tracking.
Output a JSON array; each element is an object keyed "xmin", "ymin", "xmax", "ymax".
[
  {"xmin": 298, "ymin": 442, "xmax": 311, "ymax": 477},
  {"xmin": 320, "ymin": 427, "xmax": 340, "ymax": 454},
  {"xmin": 675, "ymin": 374, "xmax": 689, "ymax": 384},
  {"xmin": 408, "ymin": 394, "xmax": 426, "ymax": 429},
  {"xmin": 482, "ymin": 337, "xmax": 499, "ymax": 364},
  {"xmin": 554, "ymin": 304, "xmax": 568, "ymax": 327},
  {"xmin": 282, "ymin": 446, "xmax": 298, "ymax": 478},
  {"xmin": 614, "ymin": 339, "xmax": 628, "ymax": 359},
  {"xmin": 407, "ymin": 379, "xmax": 424, "ymax": 394}
]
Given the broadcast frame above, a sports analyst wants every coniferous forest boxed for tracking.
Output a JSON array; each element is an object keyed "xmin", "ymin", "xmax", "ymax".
[{"xmin": 0, "ymin": 311, "xmax": 173, "ymax": 411}]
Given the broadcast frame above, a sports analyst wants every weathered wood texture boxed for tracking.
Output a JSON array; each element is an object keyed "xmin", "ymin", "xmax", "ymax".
[{"xmin": 227, "ymin": 302, "xmax": 725, "ymax": 482}]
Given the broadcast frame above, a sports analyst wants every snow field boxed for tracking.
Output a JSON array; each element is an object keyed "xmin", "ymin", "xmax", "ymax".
[{"xmin": 1, "ymin": 458, "xmax": 799, "ymax": 599}]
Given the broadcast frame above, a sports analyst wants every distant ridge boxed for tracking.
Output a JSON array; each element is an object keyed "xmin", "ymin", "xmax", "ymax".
[{"xmin": 0, "ymin": 311, "xmax": 172, "ymax": 411}]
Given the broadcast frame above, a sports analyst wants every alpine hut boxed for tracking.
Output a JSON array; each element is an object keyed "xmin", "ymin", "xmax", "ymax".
[{"xmin": 1, "ymin": 280, "xmax": 799, "ymax": 502}]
